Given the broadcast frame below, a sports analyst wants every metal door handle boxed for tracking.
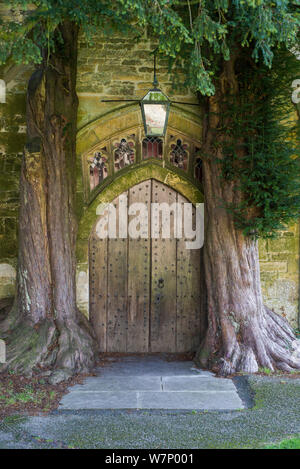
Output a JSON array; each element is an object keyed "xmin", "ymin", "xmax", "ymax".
[{"xmin": 158, "ymin": 278, "xmax": 164, "ymax": 288}]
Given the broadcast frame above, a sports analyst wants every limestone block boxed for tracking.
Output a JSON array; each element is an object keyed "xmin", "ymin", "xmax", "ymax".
[
  {"xmin": 0, "ymin": 263, "xmax": 16, "ymax": 298},
  {"xmin": 259, "ymin": 261, "xmax": 288, "ymax": 273}
]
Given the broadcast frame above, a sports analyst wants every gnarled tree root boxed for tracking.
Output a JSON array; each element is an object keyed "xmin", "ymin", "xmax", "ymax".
[
  {"xmin": 195, "ymin": 306, "xmax": 300, "ymax": 376},
  {"xmin": 0, "ymin": 310, "xmax": 97, "ymax": 383}
]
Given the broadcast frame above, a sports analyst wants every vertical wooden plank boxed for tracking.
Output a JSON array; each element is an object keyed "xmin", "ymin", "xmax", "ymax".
[
  {"xmin": 176, "ymin": 194, "xmax": 202, "ymax": 352},
  {"xmin": 150, "ymin": 180, "xmax": 177, "ymax": 352},
  {"xmin": 89, "ymin": 219, "xmax": 108, "ymax": 352},
  {"xmin": 106, "ymin": 192, "xmax": 128, "ymax": 352},
  {"xmin": 127, "ymin": 181, "xmax": 151, "ymax": 352}
]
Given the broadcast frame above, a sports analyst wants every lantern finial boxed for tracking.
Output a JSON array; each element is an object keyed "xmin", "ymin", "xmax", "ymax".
[{"xmin": 152, "ymin": 48, "xmax": 159, "ymax": 89}]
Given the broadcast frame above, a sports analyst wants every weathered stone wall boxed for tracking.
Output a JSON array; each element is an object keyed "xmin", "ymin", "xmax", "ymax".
[
  {"xmin": 259, "ymin": 225, "xmax": 299, "ymax": 328},
  {"xmin": 0, "ymin": 64, "xmax": 31, "ymax": 298},
  {"xmin": 0, "ymin": 30, "xmax": 298, "ymax": 328},
  {"xmin": 76, "ymin": 31, "xmax": 198, "ymax": 131}
]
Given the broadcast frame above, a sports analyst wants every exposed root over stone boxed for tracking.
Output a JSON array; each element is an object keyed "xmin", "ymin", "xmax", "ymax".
[
  {"xmin": 196, "ymin": 306, "xmax": 300, "ymax": 376},
  {"xmin": 0, "ymin": 310, "xmax": 97, "ymax": 383}
]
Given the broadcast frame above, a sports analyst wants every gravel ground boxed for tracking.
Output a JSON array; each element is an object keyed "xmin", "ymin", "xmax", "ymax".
[{"xmin": 0, "ymin": 375, "xmax": 299, "ymax": 449}]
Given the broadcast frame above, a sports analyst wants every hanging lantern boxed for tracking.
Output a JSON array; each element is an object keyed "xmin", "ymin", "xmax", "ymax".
[
  {"xmin": 140, "ymin": 88, "xmax": 170, "ymax": 137},
  {"xmin": 101, "ymin": 49, "xmax": 199, "ymax": 138}
]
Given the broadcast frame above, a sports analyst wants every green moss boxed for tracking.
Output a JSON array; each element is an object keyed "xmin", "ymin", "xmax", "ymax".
[
  {"xmin": 75, "ymin": 192, "xmax": 85, "ymax": 220},
  {"xmin": 258, "ymin": 367, "xmax": 273, "ymax": 376},
  {"xmin": 0, "ymin": 91, "xmax": 25, "ymax": 263},
  {"xmin": 1, "ymin": 415, "xmax": 27, "ymax": 425},
  {"xmin": 268, "ymin": 237, "xmax": 296, "ymax": 253},
  {"xmin": 76, "ymin": 241, "xmax": 88, "ymax": 265},
  {"xmin": 265, "ymin": 435, "xmax": 300, "ymax": 449},
  {"xmin": 1, "ymin": 94, "xmax": 26, "ymax": 153},
  {"xmin": 0, "ymin": 236, "xmax": 17, "ymax": 259}
]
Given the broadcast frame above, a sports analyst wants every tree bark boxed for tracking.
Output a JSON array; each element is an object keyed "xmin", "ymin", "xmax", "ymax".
[
  {"xmin": 195, "ymin": 57, "xmax": 300, "ymax": 375},
  {"xmin": 0, "ymin": 21, "xmax": 97, "ymax": 381}
]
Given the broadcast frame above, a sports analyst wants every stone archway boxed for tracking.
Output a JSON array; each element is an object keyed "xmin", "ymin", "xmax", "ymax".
[
  {"xmin": 76, "ymin": 163, "xmax": 204, "ymax": 320},
  {"xmin": 75, "ymin": 107, "xmax": 204, "ymax": 345}
]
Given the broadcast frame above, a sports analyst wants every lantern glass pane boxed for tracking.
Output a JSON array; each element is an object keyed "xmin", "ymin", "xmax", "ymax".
[{"xmin": 143, "ymin": 103, "xmax": 168, "ymax": 136}]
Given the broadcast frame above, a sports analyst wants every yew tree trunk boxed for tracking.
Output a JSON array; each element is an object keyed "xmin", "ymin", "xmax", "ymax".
[
  {"xmin": 0, "ymin": 21, "xmax": 96, "ymax": 381},
  {"xmin": 195, "ymin": 58, "xmax": 300, "ymax": 375}
]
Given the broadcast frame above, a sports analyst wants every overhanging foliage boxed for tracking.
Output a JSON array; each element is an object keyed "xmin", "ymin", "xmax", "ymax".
[{"xmin": 217, "ymin": 51, "xmax": 300, "ymax": 238}]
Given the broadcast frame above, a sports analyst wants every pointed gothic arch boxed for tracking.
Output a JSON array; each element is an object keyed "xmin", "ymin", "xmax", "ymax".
[{"xmin": 75, "ymin": 107, "xmax": 204, "ymax": 322}]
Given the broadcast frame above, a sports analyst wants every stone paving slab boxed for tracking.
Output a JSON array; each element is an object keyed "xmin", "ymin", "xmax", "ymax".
[
  {"xmin": 59, "ymin": 390, "xmax": 244, "ymax": 410},
  {"xmin": 58, "ymin": 356, "xmax": 244, "ymax": 410},
  {"xmin": 69, "ymin": 375, "xmax": 162, "ymax": 392},
  {"xmin": 137, "ymin": 391, "xmax": 244, "ymax": 410},
  {"xmin": 60, "ymin": 391, "xmax": 139, "ymax": 409},
  {"xmin": 162, "ymin": 376, "xmax": 237, "ymax": 391}
]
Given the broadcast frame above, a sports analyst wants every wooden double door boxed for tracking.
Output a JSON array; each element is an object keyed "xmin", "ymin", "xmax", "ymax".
[{"xmin": 89, "ymin": 179, "xmax": 203, "ymax": 353}]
